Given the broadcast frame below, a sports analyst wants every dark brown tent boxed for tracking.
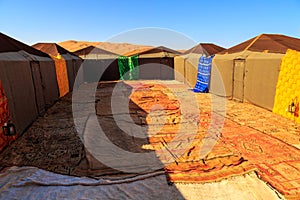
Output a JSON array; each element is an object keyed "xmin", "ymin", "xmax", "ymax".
[
  {"xmin": 0, "ymin": 32, "xmax": 59, "ymax": 133},
  {"xmin": 124, "ymin": 46, "xmax": 181, "ymax": 80},
  {"xmin": 183, "ymin": 43, "xmax": 225, "ymax": 56},
  {"xmin": 33, "ymin": 43, "xmax": 82, "ymax": 91},
  {"xmin": 219, "ymin": 34, "xmax": 300, "ymax": 54}
]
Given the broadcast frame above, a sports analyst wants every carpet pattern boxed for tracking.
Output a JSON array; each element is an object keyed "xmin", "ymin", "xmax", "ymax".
[{"xmin": 0, "ymin": 81, "xmax": 299, "ymax": 199}]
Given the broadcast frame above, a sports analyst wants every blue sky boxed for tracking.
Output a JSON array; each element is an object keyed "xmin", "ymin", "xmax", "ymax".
[{"xmin": 0, "ymin": 0, "xmax": 299, "ymax": 49}]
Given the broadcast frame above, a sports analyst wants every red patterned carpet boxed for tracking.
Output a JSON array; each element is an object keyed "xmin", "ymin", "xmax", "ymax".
[{"xmin": 0, "ymin": 81, "xmax": 299, "ymax": 199}]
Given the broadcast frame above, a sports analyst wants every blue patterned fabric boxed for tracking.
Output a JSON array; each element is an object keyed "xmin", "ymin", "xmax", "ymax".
[{"xmin": 193, "ymin": 55, "xmax": 214, "ymax": 93}]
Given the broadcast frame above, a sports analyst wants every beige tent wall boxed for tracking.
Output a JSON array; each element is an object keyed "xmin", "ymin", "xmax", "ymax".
[
  {"xmin": 174, "ymin": 56, "xmax": 185, "ymax": 83},
  {"xmin": 174, "ymin": 54, "xmax": 201, "ymax": 87},
  {"xmin": 0, "ymin": 52, "xmax": 38, "ymax": 133},
  {"xmin": 210, "ymin": 51, "xmax": 251, "ymax": 97},
  {"xmin": 244, "ymin": 52, "xmax": 283, "ymax": 110},
  {"xmin": 184, "ymin": 54, "xmax": 201, "ymax": 87}
]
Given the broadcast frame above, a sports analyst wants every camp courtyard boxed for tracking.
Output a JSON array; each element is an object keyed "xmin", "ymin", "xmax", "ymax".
[{"xmin": 0, "ymin": 32, "xmax": 300, "ymax": 200}]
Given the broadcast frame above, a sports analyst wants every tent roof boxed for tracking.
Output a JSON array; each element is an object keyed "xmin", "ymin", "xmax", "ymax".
[
  {"xmin": 32, "ymin": 43, "xmax": 80, "ymax": 58},
  {"xmin": 183, "ymin": 43, "xmax": 225, "ymax": 55},
  {"xmin": 73, "ymin": 45, "xmax": 119, "ymax": 56},
  {"xmin": 124, "ymin": 46, "xmax": 181, "ymax": 57},
  {"xmin": 0, "ymin": 32, "xmax": 50, "ymax": 57},
  {"xmin": 219, "ymin": 34, "xmax": 300, "ymax": 54}
]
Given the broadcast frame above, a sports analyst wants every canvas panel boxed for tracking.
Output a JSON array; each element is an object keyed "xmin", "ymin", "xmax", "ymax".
[
  {"xmin": 232, "ymin": 59, "xmax": 245, "ymax": 101},
  {"xmin": 82, "ymin": 60, "xmax": 108, "ymax": 83},
  {"xmin": 160, "ymin": 58, "xmax": 174, "ymax": 80},
  {"xmin": 101, "ymin": 59, "xmax": 120, "ymax": 81},
  {"xmin": 210, "ymin": 51, "xmax": 251, "ymax": 97},
  {"xmin": 174, "ymin": 56, "xmax": 185, "ymax": 83},
  {"xmin": 210, "ymin": 55, "xmax": 234, "ymax": 96},
  {"xmin": 64, "ymin": 59, "xmax": 75, "ymax": 92},
  {"xmin": 38, "ymin": 60, "xmax": 59, "ymax": 107},
  {"xmin": 51, "ymin": 56, "xmax": 69, "ymax": 97},
  {"xmin": 184, "ymin": 54, "xmax": 201, "ymax": 87},
  {"xmin": 21, "ymin": 51, "xmax": 59, "ymax": 111},
  {"xmin": 61, "ymin": 54, "xmax": 79, "ymax": 91},
  {"xmin": 0, "ymin": 59, "xmax": 38, "ymax": 133},
  {"xmin": 244, "ymin": 52, "xmax": 283, "ymax": 110},
  {"xmin": 139, "ymin": 59, "xmax": 161, "ymax": 80},
  {"xmin": 30, "ymin": 61, "xmax": 45, "ymax": 115},
  {"xmin": 72, "ymin": 58, "xmax": 83, "ymax": 89}
]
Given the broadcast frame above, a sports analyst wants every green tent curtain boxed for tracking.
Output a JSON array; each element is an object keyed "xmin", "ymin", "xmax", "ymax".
[{"xmin": 118, "ymin": 55, "xmax": 139, "ymax": 80}]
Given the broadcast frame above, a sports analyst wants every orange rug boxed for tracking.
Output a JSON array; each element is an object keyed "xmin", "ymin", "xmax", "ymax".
[
  {"xmin": 165, "ymin": 108, "xmax": 300, "ymax": 199},
  {"xmin": 221, "ymin": 119, "xmax": 300, "ymax": 199},
  {"xmin": 0, "ymin": 81, "xmax": 17, "ymax": 152}
]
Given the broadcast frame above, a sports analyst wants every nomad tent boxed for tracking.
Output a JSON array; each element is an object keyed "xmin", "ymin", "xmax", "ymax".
[
  {"xmin": 124, "ymin": 46, "xmax": 181, "ymax": 80},
  {"xmin": 174, "ymin": 43, "xmax": 225, "ymax": 87},
  {"xmin": 0, "ymin": 32, "xmax": 59, "ymax": 135},
  {"xmin": 210, "ymin": 34, "xmax": 300, "ymax": 110},
  {"xmin": 32, "ymin": 43, "xmax": 82, "ymax": 94},
  {"xmin": 73, "ymin": 46, "xmax": 119, "ymax": 82}
]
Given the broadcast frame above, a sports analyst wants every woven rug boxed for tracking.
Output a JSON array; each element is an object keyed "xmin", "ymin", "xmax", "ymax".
[{"xmin": 0, "ymin": 81, "xmax": 299, "ymax": 199}]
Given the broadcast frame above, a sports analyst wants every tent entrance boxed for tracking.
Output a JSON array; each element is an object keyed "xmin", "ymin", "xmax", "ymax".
[{"xmin": 232, "ymin": 59, "xmax": 245, "ymax": 102}]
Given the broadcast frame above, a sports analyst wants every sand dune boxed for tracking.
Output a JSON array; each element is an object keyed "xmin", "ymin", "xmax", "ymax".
[{"xmin": 58, "ymin": 40, "xmax": 153, "ymax": 55}]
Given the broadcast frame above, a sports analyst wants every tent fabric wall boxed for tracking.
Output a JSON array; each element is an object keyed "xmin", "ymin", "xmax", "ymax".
[
  {"xmin": 32, "ymin": 43, "xmax": 83, "ymax": 92},
  {"xmin": 184, "ymin": 54, "xmax": 201, "ymax": 87},
  {"xmin": 101, "ymin": 59, "xmax": 119, "ymax": 81},
  {"xmin": 0, "ymin": 53, "xmax": 38, "ymax": 134},
  {"xmin": 174, "ymin": 56, "xmax": 186, "ymax": 83},
  {"xmin": 174, "ymin": 54, "xmax": 208, "ymax": 88},
  {"xmin": 273, "ymin": 49, "xmax": 300, "ymax": 123},
  {"xmin": 0, "ymin": 35, "xmax": 59, "ymax": 135},
  {"xmin": 51, "ymin": 56, "xmax": 69, "ymax": 97},
  {"xmin": 82, "ymin": 59, "xmax": 119, "ymax": 83},
  {"xmin": 210, "ymin": 50, "xmax": 283, "ymax": 110},
  {"xmin": 62, "ymin": 54, "xmax": 82, "ymax": 92},
  {"xmin": 20, "ymin": 51, "xmax": 59, "ymax": 113},
  {"xmin": 210, "ymin": 51, "xmax": 250, "ymax": 97},
  {"xmin": 74, "ymin": 46, "xmax": 119, "ymax": 83},
  {"xmin": 125, "ymin": 46, "xmax": 178, "ymax": 80},
  {"xmin": 138, "ymin": 58, "xmax": 174, "ymax": 80},
  {"xmin": 37, "ymin": 59, "xmax": 59, "ymax": 107},
  {"xmin": 244, "ymin": 52, "xmax": 283, "ymax": 110},
  {"xmin": 0, "ymin": 80, "xmax": 17, "ymax": 152}
]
